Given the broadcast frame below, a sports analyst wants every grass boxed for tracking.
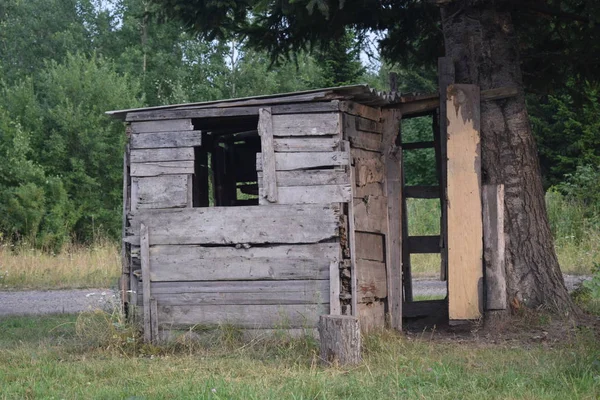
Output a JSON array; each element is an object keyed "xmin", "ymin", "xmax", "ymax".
[
  {"xmin": 0, "ymin": 238, "xmax": 120, "ymax": 290},
  {"xmin": 0, "ymin": 313, "xmax": 598, "ymax": 399}
]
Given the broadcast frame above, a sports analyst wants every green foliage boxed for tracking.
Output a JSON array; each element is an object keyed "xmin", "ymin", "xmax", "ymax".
[{"xmin": 314, "ymin": 30, "xmax": 365, "ymax": 87}]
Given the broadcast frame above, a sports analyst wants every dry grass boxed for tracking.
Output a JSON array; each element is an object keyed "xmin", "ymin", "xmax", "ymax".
[{"xmin": 0, "ymin": 238, "xmax": 120, "ymax": 290}]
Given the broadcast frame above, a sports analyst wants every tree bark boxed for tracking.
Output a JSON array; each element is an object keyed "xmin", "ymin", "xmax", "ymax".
[{"xmin": 440, "ymin": 3, "xmax": 576, "ymax": 313}]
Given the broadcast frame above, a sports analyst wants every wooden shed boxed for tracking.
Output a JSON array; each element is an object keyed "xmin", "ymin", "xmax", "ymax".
[{"xmin": 108, "ymin": 76, "xmax": 512, "ymax": 342}]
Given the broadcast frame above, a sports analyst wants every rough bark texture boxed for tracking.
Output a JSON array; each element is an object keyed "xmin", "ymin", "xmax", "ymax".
[
  {"xmin": 440, "ymin": 3, "xmax": 575, "ymax": 313},
  {"xmin": 318, "ymin": 315, "xmax": 361, "ymax": 366}
]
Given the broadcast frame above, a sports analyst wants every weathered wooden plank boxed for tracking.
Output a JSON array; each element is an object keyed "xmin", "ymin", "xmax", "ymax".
[
  {"xmin": 329, "ymin": 261, "xmax": 341, "ymax": 315},
  {"xmin": 404, "ymin": 185, "xmax": 440, "ymax": 199},
  {"xmin": 121, "ymin": 146, "xmax": 130, "ymax": 312},
  {"xmin": 150, "ymin": 298, "xmax": 158, "ymax": 344},
  {"xmin": 353, "ymin": 196, "xmax": 387, "ymax": 234},
  {"xmin": 339, "ymin": 101, "xmax": 381, "ymax": 122},
  {"xmin": 140, "ymin": 224, "xmax": 151, "ymax": 343},
  {"xmin": 356, "ymin": 259, "xmax": 387, "ymax": 300},
  {"xmin": 259, "ymin": 184, "xmax": 351, "ymax": 205},
  {"xmin": 131, "ymin": 175, "xmax": 189, "ymax": 209},
  {"xmin": 348, "ymin": 159, "xmax": 359, "ymax": 317},
  {"xmin": 447, "ymin": 84, "xmax": 483, "ymax": 321},
  {"xmin": 130, "ymin": 147, "xmax": 194, "ymax": 163},
  {"xmin": 382, "ymin": 108, "xmax": 403, "ymax": 331},
  {"xmin": 157, "ymin": 304, "xmax": 329, "ymax": 329},
  {"xmin": 273, "ymin": 137, "xmax": 340, "ymax": 152},
  {"xmin": 130, "ymin": 131, "xmax": 202, "ymax": 149},
  {"xmin": 126, "ymin": 205, "xmax": 340, "ymax": 245},
  {"xmin": 151, "ymin": 279, "xmax": 331, "ymax": 295},
  {"xmin": 483, "ymin": 184, "xmax": 506, "ymax": 310},
  {"xmin": 355, "ymin": 232, "xmax": 385, "ymax": 262},
  {"xmin": 344, "ymin": 115, "xmax": 382, "ymax": 152},
  {"xmin": 408, "ymin": 235, "xmax": 441, "ymax": 254},
  {"xmin": 356, "ymin": 117, "xmax": 383, "ymax": 134},
  {"xmin": 354, "ymin": 182, "xmax": 383, "ymax": 198},
  {"xmin": 145, "ymin": 280, "xmax": 330, "ymax": 306},
  {"xmin": 256, "ymin": 151, "xmax": 349, "ymax": 171},
  {"xmin": 258, "ymin": 170, "xmax": 349, "ymax": 187},
  {"xmin": 258, "ymin": 108, "xmax": 277, "ymax": 203},
  {"xmin": 148, "ymin": 243, "xmax": 338, "ymax": 281},
  {"xmin": 355, "ymin": 158, "xmax": 384, "ymax": 186},
  {"xmin": 130, "ymin": 119, "xmax": 192, "ymax": 133},
  {"xmin": 272, "ymin": 113, "xmax": 340, "ymax": 137},
  {"xmin": 357, "ymin": 302, "xmax": 385, "ymax": 333},
  {"xmin": 130, "ymin": 161, "xmax": 194, "ymax": 177}
]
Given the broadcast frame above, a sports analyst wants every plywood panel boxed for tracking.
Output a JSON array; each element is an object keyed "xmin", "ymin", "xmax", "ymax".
[
  {"xmin": 126, "ymin": 205, "xmax": 340, "ymax": 245},
  {"xmin": 446, "ymin": 84, "xmax": 483, "ymax": 321},
  {"xmin": 272, "ymin": 113, "xmax": 340, "ymax": 136},
  {"xmin": 131, "ymin": 175, "xmax": 189, "ymax": 209}
]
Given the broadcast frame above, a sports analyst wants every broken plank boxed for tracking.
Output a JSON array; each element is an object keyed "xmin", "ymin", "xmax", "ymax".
[
  {"xmin": 130, "ymin": 161, "xmax": 194, "ymax": 177},
  {"xmin": 256, "ymin": 152, "xmax": 349, "ymax": 171},
  {"xmin": 130, "ymin": 131, "xmax": 202, "ymax": 149}
]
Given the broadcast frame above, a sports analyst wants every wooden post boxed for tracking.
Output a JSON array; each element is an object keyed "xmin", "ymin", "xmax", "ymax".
[
  {"xmin": 318, "ymin": 315, "xmax": 361, "ymax": 366},
  {"xmin": 382, "ymin": 109, "xmax": 403, "ymax": 331},
  {"xmin": 140, "ymin": 223, "xmax": 152, "ymax": 343},
  {"xmin": 258, "ymin": 107, "xmax": 277, "ymax": 203},
  {"xmin": 329, "ymin": 260, "xmax": 341, "ymax": 315},
  {"xmin": 483, "ymin": 184, "xmax": 506, "ymax": 310},
  {"xmin": 446, "ymin": 84, "xmax": 483, "ymax": 322}
]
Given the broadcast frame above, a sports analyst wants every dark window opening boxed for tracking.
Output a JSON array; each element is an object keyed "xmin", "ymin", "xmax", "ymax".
[{"xmin": 192, "ymin": 115, "xmax": 260, "ymax": 207}]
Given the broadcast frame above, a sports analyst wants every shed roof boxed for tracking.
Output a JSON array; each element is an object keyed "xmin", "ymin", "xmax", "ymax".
[{"xmin": 106, "ymin": 84, "xmax": 437, "ymax": 120}]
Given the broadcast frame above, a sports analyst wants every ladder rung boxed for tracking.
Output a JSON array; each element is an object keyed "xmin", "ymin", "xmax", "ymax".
[
  {"xmin": 404, "ymin": 185, "xmax": 440, "ymax": 199},
  {"xmin": 401, "ymin": 141, "xmax": 435, "ymax": 150},
  {"xmin": 408, "ymin": 235, "xmax": 441, "ymax": 254}
]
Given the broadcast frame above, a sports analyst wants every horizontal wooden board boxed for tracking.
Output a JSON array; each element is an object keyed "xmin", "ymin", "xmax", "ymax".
[
  {"xmin": 151, "ymin": 279, "xmax": 332, "ymax": 295},
  {"xmin": 130, "ymin": 131, "xmax": 202, "ymax": 149},
  {"xmin": 131, "ymin": 175, "xmax": 189, "ymax": 209},
  {"xmin": 344, "ymin": 115, "xmax": 382, "ymax": 152},
  {"xmin": 353, "ymin": 196, "xmax": 387, "ymax": 234},
  {"xmin": 356, "ymin": 117, "xmax": 383, "ymax": 134},
  {"xmin": 130, "ymin": 148, "xmax": 195, "ymax": 163},
  {"xmin": 157, "ymin": 303, "xmax": 328, "ymax": 329},
  {"xmin": 148, "ymin": 243, "xmax": 339, "ymax": 281},
  {"xmin": 273, "ymin": 137, "xmax": 340, "ymax": 152},
  {"xmin": 259, "ymin": 184, "xmax": 351, "ymax": 205},
  {"xmin": 356, "ymin": 259, "xmax": 387, "ymax": 300},
  {"xmin": 339, "ymin": 101, "xmax": 381, "ymax": 122},
  {"xmin": 125, "ymin": 204, "xmax": 340, "ymax": 245},
  {"xmin": 272, "ymin": 113, "xmax": 340, "ymax": 136},
  {"xmin": 355, "ymin": 232, "xmax": 385, "ymax": 262},
  {"xmin": 130, "ymin": 119, "xmax": 193, "ymax": 133},
  {"xmin": 258, "ymin": 170, "xmax": 349, "ymax": 187},
  {"xmin": 130, "ymin": 161, "xmax": 194, "ymax": 177},
  {"xmin": 256, "ymin": 151, "xmax": 349, "ymax": 171},
  {"xmin": 141, "ymin": 280, "xmax": 329, "ymax": 306}
]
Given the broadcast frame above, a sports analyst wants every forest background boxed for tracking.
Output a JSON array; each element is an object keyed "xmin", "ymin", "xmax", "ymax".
[{"xmin": 0, "ymin": 0, "xmax": 598, "ymax": 279}]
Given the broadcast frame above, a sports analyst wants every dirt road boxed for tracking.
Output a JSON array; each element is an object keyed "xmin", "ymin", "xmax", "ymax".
[{"xmin": 0, "ymin": 275, "xmax": 590, "ymax": 316}]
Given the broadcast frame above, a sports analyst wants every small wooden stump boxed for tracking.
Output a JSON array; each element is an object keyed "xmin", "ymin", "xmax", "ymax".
[{"xmin": 318, "ymin": 315, "xmax": 361, "ymax": 366}]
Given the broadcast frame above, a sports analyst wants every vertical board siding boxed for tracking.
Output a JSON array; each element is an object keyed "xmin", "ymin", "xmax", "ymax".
[{"xmin": 258, "ymin": 108, "xmax": 278, "ymax": 203}]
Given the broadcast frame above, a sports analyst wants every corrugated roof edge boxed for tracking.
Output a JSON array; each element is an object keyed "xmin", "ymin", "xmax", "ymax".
[{"xmin": 105, "ymin": 84, "xmax": 436, "ymax": 120}]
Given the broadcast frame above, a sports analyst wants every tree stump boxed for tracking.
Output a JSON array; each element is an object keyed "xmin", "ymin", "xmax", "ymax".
[{"xmin": 318, "ymin": 315, "xmax": 361, "ymax": 366}]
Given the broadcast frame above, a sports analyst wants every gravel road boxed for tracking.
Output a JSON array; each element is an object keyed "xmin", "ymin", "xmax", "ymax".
[{"xmin": 0, "ymin": 275, "xmax": 590, "ymax": 316}]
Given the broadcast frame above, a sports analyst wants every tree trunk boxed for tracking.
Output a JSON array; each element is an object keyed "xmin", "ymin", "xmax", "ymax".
[{"xmin": 440, "ymin": 3, "xmax": 576, "ymax": 313}]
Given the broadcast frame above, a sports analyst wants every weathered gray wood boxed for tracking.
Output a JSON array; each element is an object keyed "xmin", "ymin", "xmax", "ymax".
[
  {"xmin": 353, "ymin": 196, "xmax": 387, "ymax": 234},
  {"xmin": 256, "ymin": 151, "xmax": 349, "ymax": 171},
  {"xmin": 339, "ymin": 101, "xmax": 381, "ymax": 122},
  {"xmin": 130, "ymin": 147, "xmax": 194, "ymax": 163},
  {"xmin": 150, "ymin": 298, "xmax": 158, "ymax": 344},
  {"xmin": 150, "ymin": 279, "xmax": 330, "ymax": 295},
  {"xmin": 382, "ymin": 108, "xmax": 403, "ymax": 331},
  {"xmin": 319, "ymin": 315, "xmax": 361, "ymax": 366},
  {"xmin": 355, "ymin": 157, "xmax": 384, "ymax": 186},
  {"xmin": 354, "ymin": 182, "xmax": 383, "ymax": 198},
  {"xmin": 130, "ymin": 119, "xmax": 192, "ymax": 133},
  {"xmin": 186, "ymin": 174, "xmax": 193, "ymax": 207},
  {"xmin": 158, "ymin": 303, "xmax": 328, "ymax": 329},
  {"xmin": 258, "ymin": 184, "xmax": 351, "ymax": 205},
  {"xmin": 126, "ymin": 205, "xmax": 340, "ymax": 245},
  {"xmin": 148, "ymin": 243, "xmax": 339, "ymax": 281},
  {"xmin": 355, "ymin": 232, "xmax": 385, "ymax": 262},
  {"xmin": 140, "ymin": 224, "xmax": 151, "ymax": 343},
  {"xmin": 131, "ymin": 175, "xmax": 189, "ymax": 209},
  {"xmin": 329, "ymin": 261, "xmax": 341, "ymax": 315},
  {"xmin": 483, "ymin": 184, "xmax": 506, "ymax": 310},
  {"xmin": 273, "ymin": 137, "xmax": 340, "ymax": 152},
  {"xmin": 356, "ymin": 259, "xmax": 387, "ymax": 300},
  {"xmin": 348, "ymin": 160, "xmax": 359, "ymax": 316},
  {"xmin": 356, "ymin": 117, "xmax": 383, "ymax": 134},
  {"xmin": 408, "ymin": 235, "xmax": 441, "ymax": 254},
  {"xmin": 272, "ymin": 113, "xmax": 340, "ymax": 136},
  {"xmin": 258, "ymin": 108, "xmax": 278, "ymax": 203},
  {"xmin": 130, "ymin": 161, "xmax": 194, "ymax": 177},
  {"xmin": 357, "ymin": 302, "xmax": 385, "ymax": 332},
  {"xmin": 344, "ymin": 114, "xmax": 382, "ymax": 152},
  {"xmin": 130, "ymin": 131, "xmax": 202, "ymax": 149},
  {"xmin": 404, "ymin": 185, "xmax": 440, "ymax": 199},
  {"xmin": 121, "ymin": 147, "xmax": 130, "ymax": 312},
  {"xmin": 258, "ymin": 169, "xmax": 349, "ymax": 187}
]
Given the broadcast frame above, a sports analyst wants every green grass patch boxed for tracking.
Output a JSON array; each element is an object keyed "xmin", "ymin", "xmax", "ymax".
[{"xmin": 0, "ymin": 313, "xmax": 598, "ymax": 399}]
